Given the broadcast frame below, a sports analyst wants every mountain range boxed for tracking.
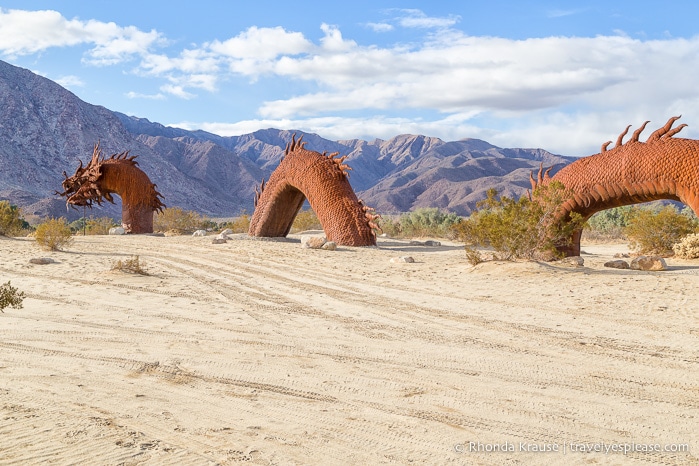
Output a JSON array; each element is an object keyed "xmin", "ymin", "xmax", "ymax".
[{"xmin": 0, "ymin": 59, "xmax": 576, "ymax": 222}]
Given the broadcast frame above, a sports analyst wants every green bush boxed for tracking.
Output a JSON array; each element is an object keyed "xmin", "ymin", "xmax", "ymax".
[
  {"xmin": 154, "ymin": 207, "xmax": 205, "ymax": 234},
  {"xmin": 34, "ymin": 218, "xmax": 74, "ymax": 251},
  {"xmin": 379, "ymin": 208, "xmax": 461, "ymax": 239},
  {"xmin": 0, "ymin": 201, "xmax": 27, "ymax": 236},
  {"xmin": 70, "ymin": 216, "xmax": 119, "ymax": 235},
  {"xmin": 291, "ymin": 209, "xmax": 323, "ymax": 233},
  {"xmin": 624, "ymin": 205, "xmax": 698, "ymax": 255},
  {"xmin": 0, "ymin": 281, "xmax": 25, "ymax": 313},
  {"xmin": 398, "ymin": 208, "xmax": 461, "ymax": 238},
  {"xmin": 454, "ymin": 182, "xmax": 585, "ymax": 263}
]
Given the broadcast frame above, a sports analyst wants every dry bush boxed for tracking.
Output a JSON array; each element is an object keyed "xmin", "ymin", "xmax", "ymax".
[
  {"xmin": 154, "ymin": 207, "xmax": 204, "ymax": 234},
  {"xmin": 34, "ymin": 218, "xmax": 74, "ymax": 251},
  {"xmin": 86, "ymin": 216, "xmax": 118, "ymax": 235},
  {"xmin": 0, "ymin": 281, "xmax": 25, "ymax": 313},
  {"xmin": 111, "ymin": 255, "xmax": 149, "ymax": 275},
  {"xmin": 0, "ymin": 201, "xmax": 27, "ymax": 236},
  {"xmin": 291, "ymin": 209, "xmax": 322, "ymax": 233},
  {"xmin": 624, "ymin": 206, "xmax": 698, "ymax": 255},
  {"xmin": 672, "ymin": 233, "xmax": 699, "ymax": 259},
  {"xmin": 219, "ymin": 212, "xmax": 250, "ymax": 233},
  {"xmin": 454, "ymin": 182, "xmax": 585, "ymax": 263}
]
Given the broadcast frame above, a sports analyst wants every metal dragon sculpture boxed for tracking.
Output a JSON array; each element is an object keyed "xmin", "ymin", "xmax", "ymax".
[
  {"xmin": 531, "ymin": 116, "xmax": 699, "ymax": 256},
  {"xmin": 248, "ymin": 134, "xmax": 381, "ymax": 246},
  {"xmin": 58, "ymin": 142, "xmax": 165, "ymax": 233}
]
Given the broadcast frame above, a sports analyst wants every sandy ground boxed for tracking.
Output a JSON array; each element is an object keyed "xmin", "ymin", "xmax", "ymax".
[{"xmin": 0, "ymin": 233, "xmax": 697, "ymax": 465}]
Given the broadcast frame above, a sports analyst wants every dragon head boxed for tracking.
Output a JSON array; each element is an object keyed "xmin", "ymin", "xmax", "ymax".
[{"xmin": 57, "ymin": 142, "xmax": 114, "ymax": 209}]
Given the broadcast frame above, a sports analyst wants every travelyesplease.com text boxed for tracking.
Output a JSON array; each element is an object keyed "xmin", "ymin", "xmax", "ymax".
[{"xmin": 454, "ymin": 441, "xmax": 690, "ymax": 455}]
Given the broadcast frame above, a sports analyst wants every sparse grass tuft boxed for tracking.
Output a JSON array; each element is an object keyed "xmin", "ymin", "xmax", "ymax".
[{"xmin": 111, "ymin": 255, "xmax": 149, "ymax": 275}]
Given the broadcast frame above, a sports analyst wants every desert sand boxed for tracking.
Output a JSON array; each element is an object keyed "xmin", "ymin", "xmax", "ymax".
[{"xmin": 0, "ymin": 233, "xmax": 697, "ymax": 465}]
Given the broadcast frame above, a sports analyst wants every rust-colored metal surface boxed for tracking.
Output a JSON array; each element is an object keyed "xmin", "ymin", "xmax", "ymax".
[
  {"xmin": 532, "ymin": 116, "xmax": 699, "ymax": 256},
  {"xmin": 58, "ymin": 142, "xmax": 165, "ymax": 233},
  {"xmin": 249, "ymin": 135, "xmax": 380, "ymax": 246}
]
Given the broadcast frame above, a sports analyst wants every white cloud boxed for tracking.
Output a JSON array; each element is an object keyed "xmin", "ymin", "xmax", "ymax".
[
  {"xmin": 209, "ymin": 26, "xmax": 311, "ymax": 59},
  {"xmin": 394, "ymin": 9, "xmax": 460, "ymax": 29},
  {"xmin": 5, "ymin": 7, "xmax": 699, "ymax": 154},
  {"xmin": 0, "ymin": 8, "xmax": 162, "ymax": 63},
  {"xmin": 366, "ymin": 22, "xmax": 394, "ymax": 33},
  {"xmin": 126, "ymin": 91, "xmax": 165, "ymax": 100},
  {"xmin": 54, "ymin": 75, "xmax": 84, "ymax": 88}
]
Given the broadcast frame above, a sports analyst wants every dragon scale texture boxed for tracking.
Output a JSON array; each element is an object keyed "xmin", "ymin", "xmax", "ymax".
[
  {"xmin": 532, "ymin": 116, "xmax": 699, "ymax": 256},
  {"xmin": 58, "ymin": 142, "xmax": 165, "ymax": 234},
  {"xmin": 248, "ymin": 135, "xmax": 380, "ymax": 246}
]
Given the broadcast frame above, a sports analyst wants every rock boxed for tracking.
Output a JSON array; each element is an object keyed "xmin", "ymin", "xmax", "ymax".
[
  {"xmin": 192, "ymin": 229, "xmax": 207, "ymax": 237},
  {"xmin": 219, "ymin": 228, "xmax": 233, "ymax": 236},
  {"xmin": 630, "ymin": 255, "xmax": 667, "ymax": 271},
  {"xmin": 604, "ymin": 259, "xmax": 630, "ymax": 269},
  {"xmin": 29, "ymin": 257, "xmax": 55, "ymax": 265},
  {"xmin": 301, "ymin": 235, "xmax": 326, "ymax": 249},
  {"xmin": 390, "ymin": 256, "xmax": 415, "ymax": 263},
  {"xmin": 109, "ymin": 226, "xmax": 125, "ymax": 235},
  {"xmin": 321, "ymin": 241, "xmax": 337, "ymax": 251},
  {"xmin": 409, "ymin": 240, "xmax": 424, "ymax": 246},
  {"xmin": 559, "ymin": 256, "xmax": 584, "ymax": 267},
  {"xmin": 423, "ymin": 240, "xmax": 441, "ymax": 247},
  {"xmin": 216, "ymin": 233, "xmax": 230, "ymax": 240},
  {"xmin": 211, "ymin": 238, "xmax": 227, "ymax": 244},
  {"xmin": 613, "ymin": 252, "xmax": 630, "ymax": 258}
]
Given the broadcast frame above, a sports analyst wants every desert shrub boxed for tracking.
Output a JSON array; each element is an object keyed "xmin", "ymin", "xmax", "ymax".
[
  {"xmin": 582, "ymin": 206, "xmax": 633, "ymax": 242},
  {"xmin": 70, "ymin": 216, "xmax": 118, "ymax": 235},
  {"xmin": 0, "ymin": 281, "xmax": 25, "ymax": 313},
  {"xmin": 34, "ymin": 218, "xmax": 74, "ymax": 251},
  {"xmin": 397, "ymin": 208, "xmax": 462, "ymax": 238},
  {"xmin": 681, "ymin": 206, "xmax": 699, "ymax": 221},
  {"xmin": 291, "ymin": 209, "xmax": 322, "ymax": 233},
  {"xmin": 454, "ymin": 182, "xmax": 585, "ymax": 263},
  {"xmin": 219, "ymin": 211, "xmax": 251, "ymax": 233},
  {"xmin": 86, "ymin": 216, "xmax": 118, "ymax": 235},
  {"xmin": 0, "ymin": 201, "xmax": 27, "ymax": 236},
  {"xmin": 154, "ymin": 207, "xmax": 204, "ymax": 234},
  {"xmin": 624, "ymin": 205, "xmax": 698, "ymax": 255},
  {"xmin": 378, "ymin": 216, "xmax": 401, "ymax": 237},
  {"xmin": 111, "ymin": 255, "xmax": 149, "ymax": 275},
  {"xmin": 673, "ymin": 233, "xmax": 699, "ymax": 259},
  {"xmin": 379, "ymin": 208, "xmax": 461, "ymax": 239}
]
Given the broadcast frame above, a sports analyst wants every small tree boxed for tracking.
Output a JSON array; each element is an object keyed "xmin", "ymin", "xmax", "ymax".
[
  {"xmin": 624, "ymin": 205, "xmax": 698, "ymax": 255},
  {"xmin": 34, "ymin": 218, "xmax": 74, "ymax": 251},
  {"xmin": 0, "ymin": 281, "xmax": 25, "ymax": 312},
  {"xmin": 454, "ymin": 182, "xmax": 585, "ymax": 263},
  {"xmin": 0, "ymin": 201, "xmax": 26, "ymax": 236}
]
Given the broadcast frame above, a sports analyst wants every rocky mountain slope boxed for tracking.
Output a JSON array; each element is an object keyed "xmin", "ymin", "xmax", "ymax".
[{"xmin": 0, "ymin": 59, "xmax": 575, "ymax": 222}]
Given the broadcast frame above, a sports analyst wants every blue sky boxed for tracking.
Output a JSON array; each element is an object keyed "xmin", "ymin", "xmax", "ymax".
[{"xmin": 2, "ymin": 1, "xmax": 699, "ymax": 155}]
